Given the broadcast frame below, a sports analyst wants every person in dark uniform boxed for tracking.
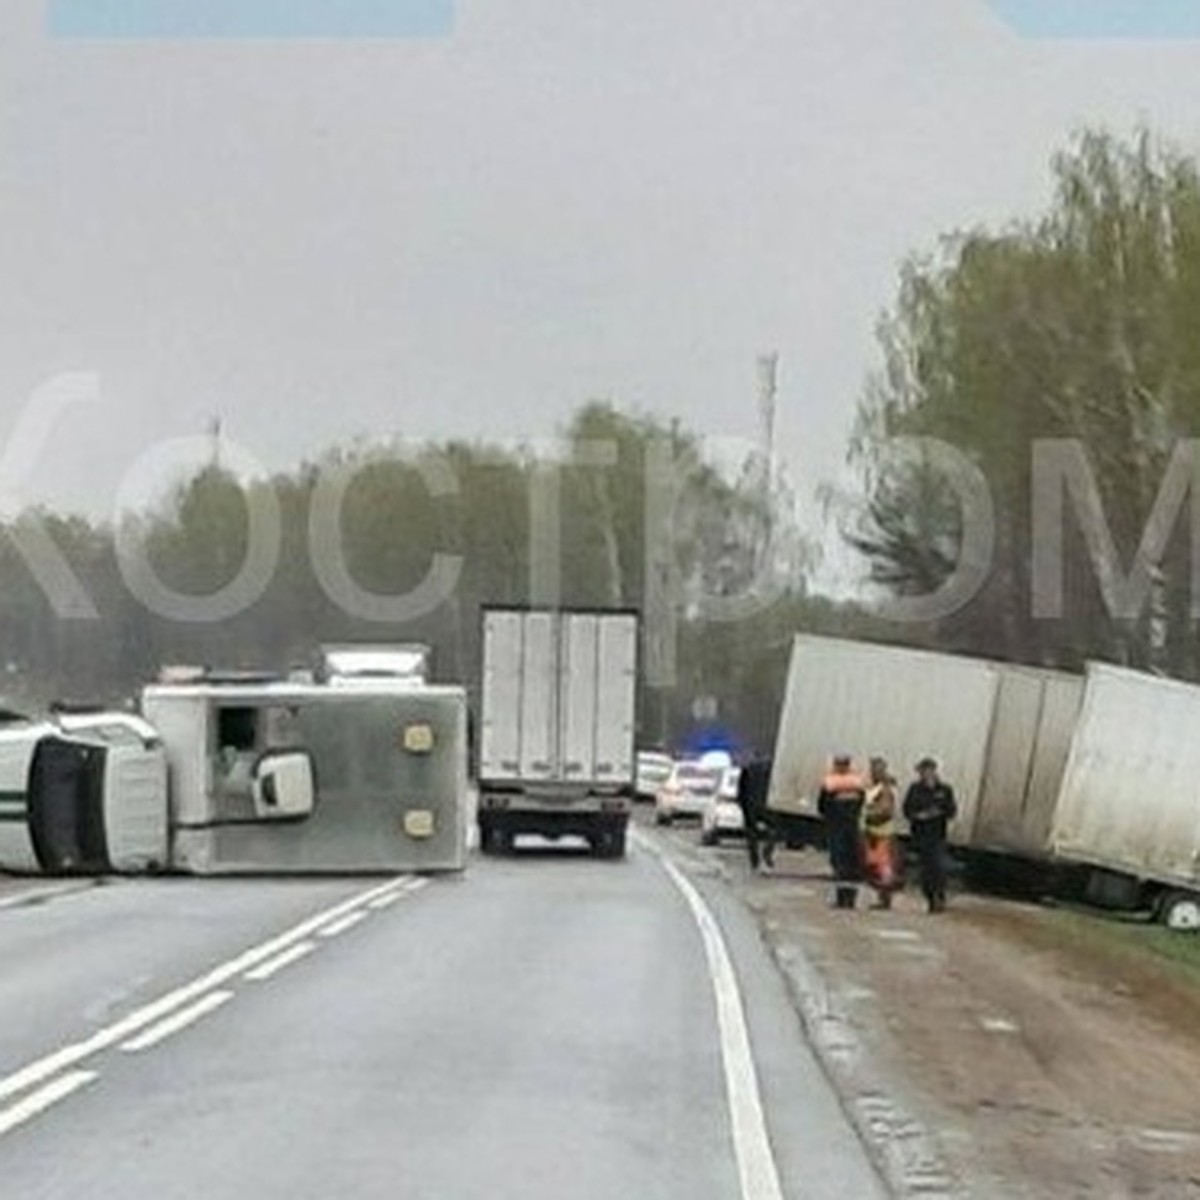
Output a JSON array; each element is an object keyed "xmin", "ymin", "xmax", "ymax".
[
  {"xmin": 817, "ymin": 755, "xmax": 867, "ymax": 909},
  {"xmin": 736, "ymin": 755, "xmax": 776, "ymax": 874},
  {"xmin": 903, "ymin": 757, "xmax": 958, "ymax": 913}
]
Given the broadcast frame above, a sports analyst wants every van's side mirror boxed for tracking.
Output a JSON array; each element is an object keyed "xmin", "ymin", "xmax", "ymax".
[{"xmin": 253, "ymin": 750, "xmax": 316, "ymax": 821}]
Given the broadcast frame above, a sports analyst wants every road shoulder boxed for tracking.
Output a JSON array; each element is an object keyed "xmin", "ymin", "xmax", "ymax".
[{"xmin": 643, "ymin": 819, "xmax": 1200, "ymax": 1200}]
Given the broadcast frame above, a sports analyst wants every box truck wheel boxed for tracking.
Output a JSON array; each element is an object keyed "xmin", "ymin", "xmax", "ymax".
[
  {"xmin": 479, "ymin": 822, "xmax": 512, "ymax": 856},
  {"xmin": 1160, "ymin": 889, "xmax": 1200, "ymax": 932},
  {"xmin": 592, "ymin": 823, "xmax": 626, "ymax": 860}
]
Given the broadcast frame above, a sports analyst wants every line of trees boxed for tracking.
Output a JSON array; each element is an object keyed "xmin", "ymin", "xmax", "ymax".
[
  {"xmin": 0, "ymin": 402, "xmax": 893, "ymax": 752},
  {"xmin": 847, "ymin": 127, "xmax": 1200, "ymax": 677}
]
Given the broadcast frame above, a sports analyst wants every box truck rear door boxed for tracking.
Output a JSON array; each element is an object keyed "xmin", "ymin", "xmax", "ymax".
[
  {"xmin": 519, "ymin": 611, "xmax": 558, "ymax": 781},
  {"xmin": 559, "ymin": 613, "xmax": 599, "ymax": 781},
  {"xmin": 594, "ymin": 614, "xmax": 637, "ymax": 785}
]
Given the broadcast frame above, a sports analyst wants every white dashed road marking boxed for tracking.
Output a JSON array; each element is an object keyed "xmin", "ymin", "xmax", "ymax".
[
  {"xmin": 979, "ymin": 1017, "xmax": 1019, "ymax": 1034},
  {"xmin": 244, "ymin": 941, "xmax": 318, "ymax": 982},
  {"xmin": 0, "ymin": 875, "xmax": 426, "ymax": 1139},
  {"xmin": 319, "ymin": 910, "xmax": 370, "ymax": 938},
  {"xmin": 121, "ymin": 991, "xmax": 235, "ymax": 1053},
  {"xmin": 0, "ymin": 1071, "xmax": 97, "ymax": 1137}
]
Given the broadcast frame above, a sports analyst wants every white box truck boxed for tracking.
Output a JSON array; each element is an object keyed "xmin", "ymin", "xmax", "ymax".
[{"xmin": 476, "ymin": 607, "xmax": 638, "ymax": 859}]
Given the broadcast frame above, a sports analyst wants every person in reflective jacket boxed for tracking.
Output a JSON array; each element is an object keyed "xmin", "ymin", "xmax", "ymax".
[
  {"xmin": 862, "ymin": 756, "xmax": 900, "ymax": 910},
  {"xmin": 903, "ymin": 757, "xmax": 958, "ymax": 913},
  {"xmin": 817, "ymin": 755, "xmax": 867, "ymax": 909}
]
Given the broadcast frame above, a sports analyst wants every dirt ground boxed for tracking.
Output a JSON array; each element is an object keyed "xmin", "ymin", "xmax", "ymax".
[{"xmin": 668, "ymin": 826, "xmax": 1200, "ymax": 1198}]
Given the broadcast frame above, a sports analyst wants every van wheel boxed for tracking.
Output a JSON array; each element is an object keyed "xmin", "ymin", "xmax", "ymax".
[
  {"xmin": 700, "ymin": 829, "xmax": 719, "ymax": 847},
  {"xmin": 1160, "ymin": 889, "xmax": 1200, "ymax": 931},
  {"xmin": 655, "ymin": 813, "xmax": 673, "ymax": 827}
]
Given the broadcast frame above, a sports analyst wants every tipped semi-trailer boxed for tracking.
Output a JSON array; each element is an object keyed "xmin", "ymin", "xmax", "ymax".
[
  {"xmin": 767, "ymin": 635, "xmax": 1200, "ymax": 929},
  {"xmin": 766, "ymin": 635, "xmax": 1082, "ymax": 859}
]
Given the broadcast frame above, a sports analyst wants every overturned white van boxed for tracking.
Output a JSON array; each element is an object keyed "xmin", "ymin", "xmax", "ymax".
[{"xmin": 142, "ymin": 673, "xmax": 468, "ymax": 875}]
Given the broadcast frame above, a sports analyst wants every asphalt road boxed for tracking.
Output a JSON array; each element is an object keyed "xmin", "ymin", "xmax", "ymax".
[{"xmin": 0, "ymin": 841, "xmax": 884, "ymax": 1199}]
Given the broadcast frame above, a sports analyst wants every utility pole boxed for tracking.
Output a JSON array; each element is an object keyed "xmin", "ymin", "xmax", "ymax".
[
  {"xmin": 208, "ymin": 416, "xmax": 223, "ymax": 470},
  {"xmin": 756, "ymin": 353, "xmax": 779, "ymax": 493},
  {"xmin": 754, "ymin": 353, "xmax": 779, "ymax": 579}
]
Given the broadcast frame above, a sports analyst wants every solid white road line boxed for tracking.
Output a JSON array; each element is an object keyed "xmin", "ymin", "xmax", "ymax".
[
  {"xmin": 244, "ymin": 941, "xmax": 318, "ymax": 982},
  {"xmin": 639, "ymin": 834, "xmax": 785, "ymax": 1200},
  {"xmin": 0, "ymin": 1071, "xmax": 98, "ymax": 1138},
  {"xmin": 121, "ymin": 991, "xmax": 234, "ymax": 1053},
  {"xmin": 318, "ymin": 910, "xmax": 369, "ymax": 938},
  {"xmin": 0, "ymin": 877, "xmax": 405, "ymax": 1106},
  {"xmin": 368, "ymin": 893, "xmax": 402, "ymax": 911}
]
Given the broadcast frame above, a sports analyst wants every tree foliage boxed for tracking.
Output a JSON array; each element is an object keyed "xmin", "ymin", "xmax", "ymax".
[{"xmin": 849, "ymin": 127, "xmax": 1200, "ymax": 673}]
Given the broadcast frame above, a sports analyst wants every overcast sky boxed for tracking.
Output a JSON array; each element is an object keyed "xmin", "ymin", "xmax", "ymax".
[{"xmin": 4, "ymin": 0, "xmax": 1200, "ymax": 558}]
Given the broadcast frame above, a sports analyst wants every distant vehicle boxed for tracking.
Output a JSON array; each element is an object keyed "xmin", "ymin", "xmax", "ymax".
[
  {"xmin": 476, "ymin": 607, "xmax": 638, "ymax": 859},
  {"xmin": 315, "ymin": 643, "xmax": 431, "ymax": 687},
  {"xmin": 654, "ymin": 761, "xmax": 722, "ymax": 826},
  {"xmin": 700, "ymin": 766, "xmax": 745, "ymax": 845},
  {"xmin": 635, "ymin": 750, "xmax": 673, "ymax": 801}
]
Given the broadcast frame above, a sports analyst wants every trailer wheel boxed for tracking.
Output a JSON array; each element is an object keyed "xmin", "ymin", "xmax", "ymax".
[{"xmin": 1160, "ymin": 889, "xmax": 1200, "ymax": 932}]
